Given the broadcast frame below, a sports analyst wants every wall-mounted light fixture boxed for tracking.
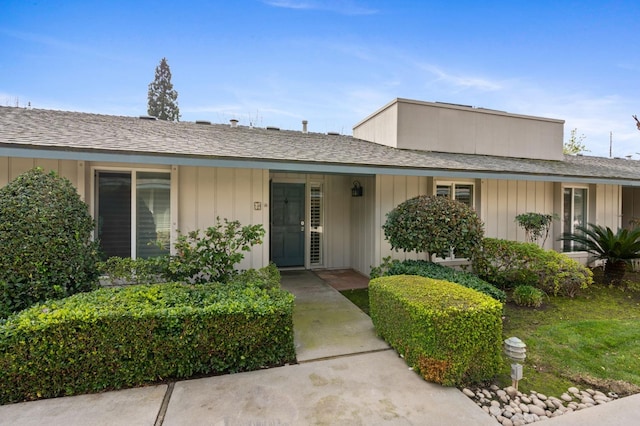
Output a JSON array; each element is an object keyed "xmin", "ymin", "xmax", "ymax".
[{"xmin": 351, "ymin": 181, "xmax": 363, "ymax": 197}]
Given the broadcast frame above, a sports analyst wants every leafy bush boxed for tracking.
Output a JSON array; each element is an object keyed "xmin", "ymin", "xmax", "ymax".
[
  {"xmin": 472, "ymin": 238, "xmax": 593, "ymax": 297},
  {"xmin": 560, "ymin": 223, "xmax": 640, "ymax": 285},
  {"xmin": 97, "ymin": 256, "xmax": 169, "ymax": 286},
  {"xmin": 369, "ymin": 275, "xmax": 503, "ymax": 386},
  {"xmin": 512, "ymin": 285, "xmax": 544, "ymax": 308},
  {"xmin": 0, "ymin": 168, "xmax": 100, "ymax": 318},
  {"xmin": 231, "ymin": 263, "xmax": 281, "ymax": 290},
  {"xmin": 0, "ymin": 266, "xmax": 294, "ymax": 404},
  {"xmin": 383, "ymin": 195, "xmax": 484, "ymax": 260},
  {"xmin": 371, "ymin": 258, "xmax": 506, "ymax": 302},
  {"xmin": 166, "ymin": 217, "xmax": 266, "ymax": 284},
  {"xmin": 514, "ymin": 212, "xmax": 556, "ymax": 246}
]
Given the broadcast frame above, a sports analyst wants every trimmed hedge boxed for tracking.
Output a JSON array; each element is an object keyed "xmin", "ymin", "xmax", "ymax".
[
  {"xmin": 369, "ymin": 275, "xmax": 503, "ymax": 386},
  {"xmin": 372, "ymin": 259, "xmax": 506, "ymax": 303},
  {"xmin": 472, "ymin": 238, "xmax": 593, "ymax": 297},
  {"xmin": 0, "ymin": 268, "xmax": 295, "ymax": 404}
]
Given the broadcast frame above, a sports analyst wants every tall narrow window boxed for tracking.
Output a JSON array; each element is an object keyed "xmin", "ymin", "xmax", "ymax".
[
  {"xmin": 136, "ymin": 172, "xmax": 171, "ymax": 258},
  {"xmin": 563, "ymin": 187, "xmax": 588, "ymax": 252},
  {"xmin": 97, "ymin": 172, "xmax": 132, "ymax": 258},
  {"xmin": 96, "ymin": 170, "xmax": 170, "ymax": 259},
  {"xmin": 309, "ymin": 184, "xmax": 323, "ymax": 265}
]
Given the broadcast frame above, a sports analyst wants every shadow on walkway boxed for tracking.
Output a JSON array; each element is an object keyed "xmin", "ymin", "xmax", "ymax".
[{"xmin": 280, "ymin": 270, "xmax": 387, "ymax": 363}]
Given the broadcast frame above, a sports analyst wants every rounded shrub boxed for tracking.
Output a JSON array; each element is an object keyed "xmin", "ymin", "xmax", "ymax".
[
  {"xmin": 383, "ymin": 195, "xmax": 484, "ymax": 260},
  {"xmin": 472, "ymin": 238, "xmax": 592, "ymax": 297},
  {"xmin": 512, "ymin": 285, "xmax": 544, "ymax": 308},
  {"xmin": 0, "ymin": 168, "xmax": 100, "ymax": 318}
]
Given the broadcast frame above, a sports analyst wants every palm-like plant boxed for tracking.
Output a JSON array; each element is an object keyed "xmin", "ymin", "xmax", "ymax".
[{"xmin": 560, "ymin": 223, "xmax": 640, "ymax": 284}]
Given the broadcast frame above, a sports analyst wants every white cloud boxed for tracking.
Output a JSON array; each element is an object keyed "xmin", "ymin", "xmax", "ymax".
[
  {"xmin": 262, "ymin": 0, "xmax": 378, "ymax": 15},
  {"xmin": 419, "ymin": 64, "xmax": 504, "ymax": 92}
]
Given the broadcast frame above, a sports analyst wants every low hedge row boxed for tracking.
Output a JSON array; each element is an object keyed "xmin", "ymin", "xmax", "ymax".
[
  {"xmin": 472, "ymin": 238, "xmax": 593, "ymax": 297},
  {"xmin": 372, "ymin": 259, "xmax": 506, "ymax": 302},
  {"xmin": 0, "ymin": 267, "xmax": 295, "ymax": 404},
  {"xmin": 369, "ymin": 275, "xmax": 503, "ymax": 386}
]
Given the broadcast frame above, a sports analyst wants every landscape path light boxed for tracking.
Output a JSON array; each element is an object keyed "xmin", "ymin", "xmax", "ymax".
[{"xmin": 504, "ymin": 336, "xmax": 526, "ymax": 390}]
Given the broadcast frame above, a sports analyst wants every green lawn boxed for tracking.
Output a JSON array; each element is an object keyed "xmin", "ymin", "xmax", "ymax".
[{"xmin": 341, "ymin": 278, "xmax": 640, "ymax": 396}]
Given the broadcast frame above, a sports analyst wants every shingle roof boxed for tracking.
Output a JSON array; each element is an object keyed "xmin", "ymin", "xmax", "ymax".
[{"xmin": 1, "ymin": 106, "xmax": 640, "ymax": 184}]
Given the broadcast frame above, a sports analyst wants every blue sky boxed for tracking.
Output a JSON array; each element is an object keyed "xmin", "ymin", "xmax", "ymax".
[{"xmin": 1, "ymin": 0, "xmax": 639, "ymax": 158}]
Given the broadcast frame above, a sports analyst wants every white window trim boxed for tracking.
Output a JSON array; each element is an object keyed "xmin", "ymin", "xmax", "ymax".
[
  {"xmin": 90, "ymin": 165, "xmax": 174, "ymax": 259},
  {"xmin": 562, "ymin": 184, "xmax": 589, "ymax": 253},
  {"xmin": 435, "ymin": 180, "xmax": 476, "ymax": 208}
]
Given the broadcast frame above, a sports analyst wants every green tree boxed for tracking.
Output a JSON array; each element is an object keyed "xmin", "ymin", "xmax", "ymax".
[
  {"xmin": 383, "ymin": 195, "xmax": 484, "ymax": 261},
  {"xmin": 563, "ymin": 128, "xmax": 589, "ymax": 155},
  {"xmin": 147, "ymin": 57, "xmax": 180, "ymax": 121}
]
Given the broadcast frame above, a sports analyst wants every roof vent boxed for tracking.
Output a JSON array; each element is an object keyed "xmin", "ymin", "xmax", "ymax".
[
  {"xmin": 139, "ymin": 115, "xmax": 157, "ymax": 120},
  {"xmin": 266, "ymin": 126, "xmax": 280, "ymax": 131},
  {"xmin": 230, "ymin": 119, "xmax": 239, "ymax": 128},
  {"xmin": 302, "ymin": 120, "xmax": 308, "ymax": 133},
  {"xmin": 327, "ymin": 131, "xmax": 340, "ymax": 136},
  {"xmin": 195, "ymin": 120, "xmax": 211, "ymax": 125}
]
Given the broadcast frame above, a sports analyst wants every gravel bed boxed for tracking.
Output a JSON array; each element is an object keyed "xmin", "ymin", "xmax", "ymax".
[{"xmin": 462, "ymin": 384, "xmax": 619, "ymax": 425}]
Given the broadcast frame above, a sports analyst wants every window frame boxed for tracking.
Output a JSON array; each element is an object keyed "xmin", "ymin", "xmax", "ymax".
[
  {"xmin": 434, "ymin": 180, "xmax": 476, "ymax": 260},
  {"xmin": 562, "ymin": 185, "xmax": 589, "ymax": 252},
  {"xmin": 435, "ymin": 180, "xmax": 475, "ymax": 208},
  {"xmin": 91, "ymin": 166, "xmax": 174, "ymax": 259}
]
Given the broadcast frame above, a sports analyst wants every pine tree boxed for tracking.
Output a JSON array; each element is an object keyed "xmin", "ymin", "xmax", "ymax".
[{"xmin": 147, "ymin": 57, "xmax": 180, "ymax": 121}]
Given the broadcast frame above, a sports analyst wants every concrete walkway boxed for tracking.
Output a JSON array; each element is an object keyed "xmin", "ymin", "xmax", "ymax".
[{"xmin": 0, "ymin": 271, "xmax": 637, "ymax": 425}]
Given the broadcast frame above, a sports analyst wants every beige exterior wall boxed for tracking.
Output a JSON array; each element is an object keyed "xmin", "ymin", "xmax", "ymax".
[
  {"xmin": 370, "ymin": 175, "xmax": 623, "ymax": 269},
  {"xmin": 481, "ymin": 179, "xmax": 555, "ymax": 249},
  {"xmin": 353, "ymin": 99, "xmax": 565, "ymax": 161},
  {"xmin": 349, "ymin": 175, "xmax": 376, "ymax": 275},
  {"xmin": 0, "ymin": 157, "xmax": 84, "ymax": 197},
  {"xmin": 351, "ymin": 101, "xmax": 398, "ymax": 148},
  {"xmin": 179, "ymin": 166, "xmax": 270, "ymax": 271},
  {"xmin": 0, "ymin": 156, "xmax": 628, "ymax": 272},
  {"xmin": 371, "ymin": 175, "xmax": 432, "ymax": 271},
  {"xmin": 592, "ymin": 184, "xmax": 622, "ymax": 230}
]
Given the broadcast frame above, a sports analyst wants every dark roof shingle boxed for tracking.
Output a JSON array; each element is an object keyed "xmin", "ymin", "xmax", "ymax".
[{"xmin": 2, "ymin": 106, "xmax": 640, "ymax": 184}]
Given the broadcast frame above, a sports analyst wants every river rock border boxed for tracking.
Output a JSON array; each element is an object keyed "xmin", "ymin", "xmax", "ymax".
[{"xmin": 461, "ymin": 384, "xmax": 618, "ymax": 425}]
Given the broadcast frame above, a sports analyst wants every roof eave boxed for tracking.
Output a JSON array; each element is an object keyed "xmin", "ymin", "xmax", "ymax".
[{"xmin": 3, "ymin": 145, "xmax": 640, "ymax": 186}]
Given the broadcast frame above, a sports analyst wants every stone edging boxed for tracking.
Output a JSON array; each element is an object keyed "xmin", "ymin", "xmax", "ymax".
[{"xmin": 462, "ymin": 384, "xmax": 618, "ymax": 425}]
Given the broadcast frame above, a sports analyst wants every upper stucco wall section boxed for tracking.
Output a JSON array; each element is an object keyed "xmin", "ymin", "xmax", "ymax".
[{"xmin": 353, "ymin": 98, "xmax": 565, "ymax": 161}]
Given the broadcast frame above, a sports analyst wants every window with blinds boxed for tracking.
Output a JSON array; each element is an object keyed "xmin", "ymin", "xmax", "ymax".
[
  {"xmin": 436, "ymin": 183, "xmax": 474, "ymax": 207},
  {"xmin": 310, "ymin": 184, "xmax": 323, "ymax": 265}
]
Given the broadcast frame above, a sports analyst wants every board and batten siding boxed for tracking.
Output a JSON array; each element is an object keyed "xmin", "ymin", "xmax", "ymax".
[
  {"xmin": 592, "ymin": 184, "xmax": 621, "ymax": 230},
  {"xmin": 0, "ymin": 157, "xmax": 84, "ymax": 198},
  {"xmin": 372, "ymin": 174, "xmax": 432, "ymax": 269},
  {"xmin": 323, "ymin": 174, "xmax": 352, "ymax": 269},
  {"xmin": 178, "ymin": 166, "xmax": 270, "ymax": 271},
  {"xmin": 349, "ymin": 175, "xmax": 376, "ymax": 275},
  {"xmin": 481, "ymin": 179, "xmax": 555, "ymax": 249}
]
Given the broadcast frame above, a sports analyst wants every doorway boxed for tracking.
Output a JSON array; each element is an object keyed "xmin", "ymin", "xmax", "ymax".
[{"xmin": 270, "ymin": 183, "xmax": 305, "ymax": 267}]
